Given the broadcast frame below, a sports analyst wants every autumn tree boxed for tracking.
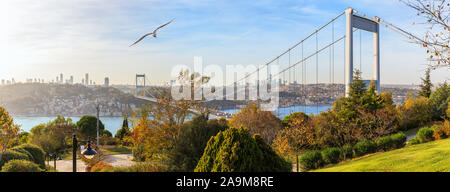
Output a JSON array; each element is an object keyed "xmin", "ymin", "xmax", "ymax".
[
  {"xmin": 229, "ymin": 104, "xmax": 282, "ymax": 144},
  {"xmin": 0, "ymin": 107, "xmax": 20, "ymax": 163},
  {"xmin": 401, "ymin": 0, "xmax": 449, "ymax": 69},
  {"xmin": 273, "ymin": 113, "xmax": 315, "ymax": 171},
  {"xmin": 129, "ymin": 69, "xmax": 211, "ymax": 165}
]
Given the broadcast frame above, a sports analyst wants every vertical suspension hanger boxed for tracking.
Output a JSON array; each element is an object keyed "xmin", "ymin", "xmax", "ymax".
[
  {"xmin": 289, "ymin": 49, "xmax": 292, "ymax": 114},
  {"xmin": 331, "ymin": 21, "xmax": 335, "ymax": 100},
  {"xmin": 302, "ymin": 43, "xmax": 306, "ymax": 113},
  {"xmin": 316, "ymin": 31, "xmax": 319, "ymax": 114},
  {"xmin": 289, "ymin": 49, "xmax": 291, "ymax": 86}
]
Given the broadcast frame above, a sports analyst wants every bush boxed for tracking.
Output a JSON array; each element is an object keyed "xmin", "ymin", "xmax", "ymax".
[
  {"xmin": 1, "ymin": 160, "xmax": 42, "ymax": 172},
  {"xmin": 0, "ymin": 150, "xmax": 31, "ymax": 170},
  {"xmin": 299, "ymin": 150, "xmax": 324, "ymax": 171},
  {"xmin": 113, "ymin": 162, "xmax": 167, "ymax": 172},
  {"xmin": 353, "ymin": 139, "xmax": 377, "ymax": 157},
  {"xmin": 376, "ymin": 136, "xmax": 394, "ymax": 151},
  {"xmin": 11, "ymin": 144, "xmax": 45, "ymax": 169},
  {"xmin": 194, "ymin": 127, "xmax": 291, "ymax": 172},
  {"xmin": 416, "ymin": 126, "xmax": 436, "ymax": 143},
  {"xmin": 341, "ymin": 143, "xmax": 353, "ymax": 160},
  {"xmin": 390, "ymin": 132, "xmax": 407, "ymax": 149},
  {"xmin": 11, "ymin": 147, "xmax": 34, "ymax": 162},
  {"xmin": 321, "ymin": 147, "xmax": 342, "ymax": 164},
  {"xmin": 90, "ymin": 161, "xmax": 114, "ymax": 172},
  {"xmin": 408, "ymin": 137, "xmax": 420, "ymax": 145}
]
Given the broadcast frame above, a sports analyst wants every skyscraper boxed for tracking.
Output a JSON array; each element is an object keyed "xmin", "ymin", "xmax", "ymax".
[
  {"xmin": 85, "ymin": 73, "xmax": 89, "ymax": 85},
  {"xmin": 104, "ymin": 77, "xmax": 109, "ymax": 87},
  {"xmin": 60, "ymin": 74, "xmax": 63, "ymax": 83}
]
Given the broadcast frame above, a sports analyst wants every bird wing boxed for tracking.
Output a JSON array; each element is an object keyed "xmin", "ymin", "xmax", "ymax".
[
  {"xmin": 152, "ymin": 18, "xmax": 175, "ymax": 34},
  {"xmin": 129, "ymin": 32, "xmax": 153, "ymax": 47}
]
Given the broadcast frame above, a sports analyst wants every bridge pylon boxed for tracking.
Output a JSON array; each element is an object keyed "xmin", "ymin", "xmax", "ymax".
[
  {"xmin": 136, "ymin": 74, "xmax": 146, "ymax": 97},
  {"xmin": 345, "ymin": 7, "xmax": 380, "ymax": 96}
]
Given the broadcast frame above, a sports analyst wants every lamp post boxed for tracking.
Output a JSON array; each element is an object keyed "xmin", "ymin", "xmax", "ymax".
[
  {"xmin": 96, "ymin": 101, "xmax": 100, "ymax": 148},
  {"xmin": 72, "ymin": 134, "xmax": 97, "ymax": 172}
]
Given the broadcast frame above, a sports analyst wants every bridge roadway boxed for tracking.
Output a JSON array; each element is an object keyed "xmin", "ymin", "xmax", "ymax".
[{"xmin": 135, "ymin": 96, "xmax": 233, "ymax": 119}]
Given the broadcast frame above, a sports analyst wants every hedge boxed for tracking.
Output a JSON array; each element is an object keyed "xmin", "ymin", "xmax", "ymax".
[
  {"xmin": 299, "ymin": 150, "xmax": 324, "ymax": 171},
  {"xmin": 376, "ymin": 136, "xmax": 394, "ymax": 151},
  {"xmin": 353, "ymin": 139, "xmax": 377, "ymax": 157},
  {"xmin": 321, "ymin": 147, "xmax": 342, "ymax": 164},
  {"xmin": 0, "ymin": 150, "xmax": 31, "ymax": 170},
  {"xmin": 341, "ymin": 143, "xmax": 353, "ymax": 160},
  {"xmin": 11, "ymin": 147, "xmax": 34, "ymax": 162},
  {"xmin": 416, "ymin": 126, "xmax": 435, "ymax": 143},
  {"xmin": 391, "ymin": 132, "xmax": 407, "ymax": 149},
  {"xmin": 1, "ymin": 160, "xmax": 42, "ymax": 172},
  {"xmin": 12, "ymin": 144, "xmax": 46, "ymax": 169}
]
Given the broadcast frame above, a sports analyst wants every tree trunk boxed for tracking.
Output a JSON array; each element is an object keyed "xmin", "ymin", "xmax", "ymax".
[{"xmin": 0, "ymin": 148, "xmax": 5, "ymax": 163}]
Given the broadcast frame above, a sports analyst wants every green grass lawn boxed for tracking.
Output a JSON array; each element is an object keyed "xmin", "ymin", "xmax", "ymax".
[
  {"xmin": 101, "ymin": 145, "xmax": 132, "ymax": 155},
  {"xmin": 314, "ymin": 138, "xmax": 450, "ymax": 172}
]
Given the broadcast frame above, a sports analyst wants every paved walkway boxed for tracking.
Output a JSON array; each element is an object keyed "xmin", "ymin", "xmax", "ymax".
[{"xmin": 52, "ymin": 154, "xmax": 135, "ymax": 172}]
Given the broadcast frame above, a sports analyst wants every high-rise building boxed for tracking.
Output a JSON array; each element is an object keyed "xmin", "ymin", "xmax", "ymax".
[
  {"xmin": 104, "ymin": 77, "xmax": 109, "ymax": 87},
  {"xmin": 85, "ymin": 73, "xmax": 89, "ymax": 85},
  {"xmin": 60, "ymin": 74, "xmax": 63, "ymax": 83},
  {"xmin": 70, "ymin": 76, "xmax": 74, "ymax": 84},
  {"xmin": 82, "ymin": 78, "xmax": 85, "ymax": 85}
]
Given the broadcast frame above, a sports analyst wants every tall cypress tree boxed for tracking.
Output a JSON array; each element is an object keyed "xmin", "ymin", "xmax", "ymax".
[{"xmin": 419, "ymin": 69, "xmax": 433, "ymax": 98}]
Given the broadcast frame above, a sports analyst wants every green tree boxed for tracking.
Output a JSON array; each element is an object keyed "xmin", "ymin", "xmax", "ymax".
[
  {"xmin": 169, "ymin": 114, "xmax": 228, "ymax": 171},
  {"xmin": 429, "ymin": 83, "xmax": 450, "ymax": 120},
  {"xmin": 195, "ymin": 127, "xmax": 291, "ymax": 172},
  {"xmin": 0, "ymin": 107, "xmax": 20, "ymax": 164},
  {"xmin": 76, "ymin": 115, "xmax": 105, "ymax": 140},
  {"xmin": 419, "ymin": 69, "xmax": 433, "ymax": 98},
  {"xmin": 115, "ymin": 117, "xmax": 131, "ymax": 140},
  {"xmin": 29, "ymin": 116, "xmax": 77, "ymax": 158}
]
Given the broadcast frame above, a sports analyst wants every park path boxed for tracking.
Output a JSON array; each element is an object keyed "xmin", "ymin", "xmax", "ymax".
[{"xmin": 53, "ymin": 154, "xmax": 135, "ymax": 172}]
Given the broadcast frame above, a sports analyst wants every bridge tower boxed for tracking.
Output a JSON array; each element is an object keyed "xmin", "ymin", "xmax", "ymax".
[
  {"xmin": 136, "ymin": 74, "xmax": 146, "ymax": 96},
  {"xmin": 345, "ymin": 7, "xmax": 380, "ymax": 96}
]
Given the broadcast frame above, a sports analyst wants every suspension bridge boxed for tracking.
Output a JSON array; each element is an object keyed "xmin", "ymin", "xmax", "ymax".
[{"xmin": 133, "ymin": 7, "xmax": 428, "ymax": 119}]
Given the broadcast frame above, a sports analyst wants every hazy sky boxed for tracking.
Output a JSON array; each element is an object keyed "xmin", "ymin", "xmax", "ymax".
[{"xmin": 0, "ymin": 0, "xmax": 448, "ymax": 85}]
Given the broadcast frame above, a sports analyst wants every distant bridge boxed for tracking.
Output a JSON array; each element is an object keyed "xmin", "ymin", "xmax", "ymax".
[{"xmin": 134, "ymin": 7, "xmax": 429, "ymax": 118}]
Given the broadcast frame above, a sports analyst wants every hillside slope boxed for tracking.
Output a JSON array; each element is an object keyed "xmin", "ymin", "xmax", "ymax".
[{"xmin": 315, "ymin": 138, "xmax": 450, "ymax": 172}]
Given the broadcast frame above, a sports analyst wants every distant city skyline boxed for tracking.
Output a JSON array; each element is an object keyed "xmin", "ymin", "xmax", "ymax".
[{"xmin": 0, "ymin": 0, "xmax": 448, "ymax": 86}]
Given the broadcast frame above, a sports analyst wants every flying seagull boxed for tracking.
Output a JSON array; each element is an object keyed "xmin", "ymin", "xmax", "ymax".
[{"xmin": 129, "ymin": 18, "xmax": 175, "ymax": 47}]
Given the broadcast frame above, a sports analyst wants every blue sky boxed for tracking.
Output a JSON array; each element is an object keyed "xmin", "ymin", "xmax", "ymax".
[{"xmin": 0, "ymin": 0, "xmax": 448, "ymax": 85}]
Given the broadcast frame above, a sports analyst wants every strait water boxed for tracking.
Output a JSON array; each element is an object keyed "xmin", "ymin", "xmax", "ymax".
[{"xmin": 14, "ymin": 105, "xmax": 332, "ymax": 134}]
